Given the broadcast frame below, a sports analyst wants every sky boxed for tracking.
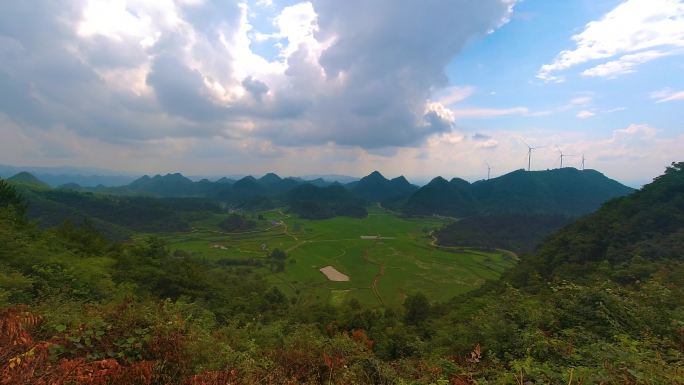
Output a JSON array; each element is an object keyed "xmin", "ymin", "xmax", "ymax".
[{"xmin": 0, "ymin": 0, "xmax": 683, "ymax": 185}]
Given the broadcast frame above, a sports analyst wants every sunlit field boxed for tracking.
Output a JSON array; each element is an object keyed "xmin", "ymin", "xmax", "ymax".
[{"xmin": 157, "ymin": 206, "xmax": 516, "ymax": 307}]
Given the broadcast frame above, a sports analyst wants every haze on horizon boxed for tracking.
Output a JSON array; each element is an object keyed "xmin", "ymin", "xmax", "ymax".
[{"xmin": 0, "ymin": 0, "xmax": 683, "ymax": 185}]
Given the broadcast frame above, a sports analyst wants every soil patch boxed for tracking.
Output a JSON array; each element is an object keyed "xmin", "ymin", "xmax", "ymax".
[{"xmin": 319, "ymin": 266, "xmax": 350, "ymax": 281}]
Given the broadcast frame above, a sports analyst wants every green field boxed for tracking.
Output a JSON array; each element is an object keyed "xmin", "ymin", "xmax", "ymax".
[{"xmin": 156, "ymin": 206, "xmax": 516, "ymax": 307}]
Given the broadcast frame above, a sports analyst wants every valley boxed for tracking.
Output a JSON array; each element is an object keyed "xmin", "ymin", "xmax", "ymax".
[{"xmin": 155, "ymin": 206, "xmax": 515, "ymax": 307}]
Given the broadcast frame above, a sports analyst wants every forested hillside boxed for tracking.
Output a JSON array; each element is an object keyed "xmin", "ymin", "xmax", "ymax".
[
  {"xmin": 436, "ymin": 214, "xmax": 572, "ymax": 253},
  {"xmin": 347, "ymin": 171, "xmax": 418, "ymax": 203},
  {"xmin": 10, "ymin": 180, "xmax": 221, "ymax": 238},
  {"xmin": 0, "ymin": 164, "xmax": 682, "ymax": 384},
  {"xmin": 283, "ymin": 183, "xmax": 368, "ymax": 219},
  {"xmin": 403, "ymin": 168, "xmax": 634, "ymax": 217}
]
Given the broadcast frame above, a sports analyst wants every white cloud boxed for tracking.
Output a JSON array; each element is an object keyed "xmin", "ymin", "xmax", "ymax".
[
  {"xmin": 475, "ymin": 139, "xmax": 499, "ymax": 149},
  {"xmin": 582, "ymin": 50, "xmax": 673, "ymax": 78},
  {"xmin": 576, "ymin": 110, "xmax": 595, "ymax": 119},
  {"xmin": 538, "ymin": 0, "xmax": 684, "ymax": 81},
  {"xmin": 612, "ymin": 123, "xmax": 659, "ymax": 141},
  {"xmin": 650, "ymin": 88, "xmax": 684, "ymax": 102}
]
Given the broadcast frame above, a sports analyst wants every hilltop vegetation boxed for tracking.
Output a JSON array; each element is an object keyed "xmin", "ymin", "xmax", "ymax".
[
  {"xmin": 0, "ymin": 164, "xmax": 681, "ymax": 384},
  {"xmin": 7, "ymin": 171, "xmax": 50, "ymax": 189},
  {"xmin": 403, "ymin": 168, "xmax": 634, "ymax": 217}
]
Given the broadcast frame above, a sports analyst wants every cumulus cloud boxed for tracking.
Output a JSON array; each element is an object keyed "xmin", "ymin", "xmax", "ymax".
[
  {"xmin": 0, "ymin": 0, "xmax": 518, "ymax": 151},
  {"xmin": 538, "ymin": 0, "xmax": 684, "ymax": 82}
]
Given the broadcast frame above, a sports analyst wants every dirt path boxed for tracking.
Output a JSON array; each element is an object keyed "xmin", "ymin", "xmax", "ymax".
[
  {"xmin": 281, "ymin": 222, "xmax": 299, "ymax": 241},
  {"xmin": 277, "ymin": 209, "xmax": 291, "ymax": 218},
  {"xmin": 370, "ymin": 246, "xmax": 399, "ymax": 306},
  {"xmin": 286, "ymin": 241, "xmax": 307, "ymax": 253},
  {"xmin": 371, "ymin": 265, "xmax": 386, "ymax": 306}
]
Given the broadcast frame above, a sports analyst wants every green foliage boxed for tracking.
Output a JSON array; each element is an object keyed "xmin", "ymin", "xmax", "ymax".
[
  {"xmin": 0, "ymin": 178, "xmax": 26, "ymax": 215},
  {"xmin": 218, "ymin": 213, "xmax": 256, "ymax": 232},
  {"xmin": 15, "ymin": 185, "xmax": 221, "ymax": 237},
  {"xmin": 284, "ymin": 184, "xmax": 368, "ymax": 219},
  {"xmin": 436, "ymin": 213, "xmax": 571, "ymax": 253},
  {"xmin": 403, "ymin": 292, "xmax": 431, "ymax": 327},
  {"xmin": 1, "ymin": 164, "xmax": 683, "ymax": 384},
  {"xmin": 513, "ymin": 161, "xmax": 684, "ymax": 283}
]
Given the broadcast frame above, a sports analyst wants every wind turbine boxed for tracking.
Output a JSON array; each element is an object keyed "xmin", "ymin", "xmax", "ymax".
[
  {"xmin": 485, "ymin": 162, "xmax": 492, "ymax": 180},
  {"xmin": 523, "ymin": 141, "xmax": 544, "ymax": 171},
  {"xmin": 556, "ymin": 146, "xmax": 577, "ymax": 169},
  {"xmin": 580, "ymin": 154, "xmax": 586, "ymax": 170}
]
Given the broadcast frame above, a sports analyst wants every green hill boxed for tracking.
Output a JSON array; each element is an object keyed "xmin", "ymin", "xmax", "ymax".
[
  {"xmin": 513, "ymin": 161, "xmax": 684, "ymax": 282},
  {"xmin": 7, "ymin": 181, "xmax": 221, "ymax": 238},
  {"xmin": 403, "ymin": 168, "xmax": 634, "ymax": 217},
  {"xmin": 348, "ymin": 171, "xmax": 418, "ymax": 202},
  {"xmin": 8, "ymin": 172, "xmax": 50, "ymax": 189},
  {"xmin": 403, "ymin": 176, "xmax": 477, "ymax": 217}
]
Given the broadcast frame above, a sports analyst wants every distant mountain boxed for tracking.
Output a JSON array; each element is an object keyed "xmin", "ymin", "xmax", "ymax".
[
  {"xmin": 229, "ymin": 176, "xmax": 264, "ymax": 198},
  {"xmin": 347, "ymin": 171, "xmax": 418, "ymax": 202},
  {"xmin": 403, "ymin": 168, "xmax": 634, "ymax": 217},
  {"xmin": 8, "ymin": 172, "xmax": 50, "ymax": 189},
  {"xmin": 36, "ymin": 174, "xmax": 137, "ymax": 187},
  {"xmin": 0, "ymin": 164, "xmax": 138, "ymax": 187},
  {"xmin": 403, "ymin": 176, "xmax": 476, "ymax": 217},
  {"xmin": 258, "ymin": 173, "xmax": 282, "ymax": 184},
  {"xmin": 215, "ymin": 177, "xmax": 235, "ymax": 184},
  {"xmin": 305, "ymin": 178, "xmax": 331, "ymax": 187},
  {"xmin": 122, "ymin": 173, "xmax": 201, "ymax": 197},
  {"xmin": 257, "ymin": 174, "xmax": 304, "ymax": 194},
  {"xmin": 299, "ymin": 174, "xmax": 359, "ymax": 184},
  {"xmin": 57, "ymin": 183, "xmax": 83, "ymax": 191}
]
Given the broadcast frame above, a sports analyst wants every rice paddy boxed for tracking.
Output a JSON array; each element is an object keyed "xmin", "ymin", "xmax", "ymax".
[{"xmin": 156, "ymin": 206, "xmax": 516, "ymax": 307}]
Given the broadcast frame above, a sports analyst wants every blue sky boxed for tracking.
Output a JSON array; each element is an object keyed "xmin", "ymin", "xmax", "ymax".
[
  {"xmin": 448, "ymin": 0, "xmax": 684, "ymax": 141},
  {"xmin": 0, "ymin": 0, "xmax": 682, "ymax": 185}
]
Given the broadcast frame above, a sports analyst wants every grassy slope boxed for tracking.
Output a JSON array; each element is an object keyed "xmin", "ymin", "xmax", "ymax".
[{"xmin": 157, "ymin": 206, "xmax": 516, "ymax": 307}]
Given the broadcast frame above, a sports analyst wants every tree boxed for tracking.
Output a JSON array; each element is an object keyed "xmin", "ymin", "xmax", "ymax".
[
  {"xmin": 0, "ymin": 179, "xmax": 26, "ymax": 215},
  {"xmin": 403, "ymin": 292, "xmax": 430, "ymax": 326},
  {"xmin": 267, "ymin": 248, "xmax": 287, "ymax": 272}
]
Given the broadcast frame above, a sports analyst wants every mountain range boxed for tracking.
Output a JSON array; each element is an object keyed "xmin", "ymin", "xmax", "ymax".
[{"xmin": 5, "ymin": 167, "xmax": 634, "ymax": 231}]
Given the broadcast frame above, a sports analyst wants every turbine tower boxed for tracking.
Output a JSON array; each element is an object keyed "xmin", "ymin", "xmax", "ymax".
[
  {"xmin": 486, "ymin": 162, "xmax": 491, "ymax": 180},
  {"xmin": 523, "ymin": 141, "xmax": 544, "ymax": 171},
  {"xmin": 581, "ymin": 154, "xmax": 586, "ymax": 170},
  {"xmin": 556, "ymin": 146, "xmax": 577, "ymax": 169}
]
